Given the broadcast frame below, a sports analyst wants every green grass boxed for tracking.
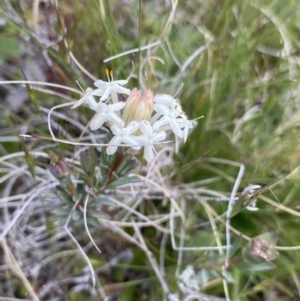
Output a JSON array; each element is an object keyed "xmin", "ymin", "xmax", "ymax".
[{"xmin": 1, "ymin": 0, "xmax": 300, "ymax": 300}]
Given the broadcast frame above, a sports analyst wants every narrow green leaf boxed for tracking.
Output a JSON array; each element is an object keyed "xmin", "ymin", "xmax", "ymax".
[
  {"xmin": 197, "ymin": 269, "xmax": 210, "ymax": 286},
  {"xmin": 72, "ymin": 210, "xmax": 81, "ymax": 221},
  {"xmin": 93, "ymin": 196, "xmax": 116, "ymax": 207},
  {"xmin": 108, "ymin": 176, "xmax": 140, "ymax": 188},
  {"xmin": 53, "ymin": 207, "xmax": 72, "ymax": 216},
  {"xmin": 90, "ymin": 211, "xmax": 111, "ymax": 219},
  {"xmin": 222, "ymin": 270, "xmax": 235, "ymax": 283},
  {"xmin": 86, "ymin": 216, "xmax": 99, "ymax": 227}
]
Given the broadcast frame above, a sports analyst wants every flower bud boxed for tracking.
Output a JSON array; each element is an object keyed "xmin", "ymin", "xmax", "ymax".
[
  {"xmin": 122, "ymin": 88, "xmax": 154, "ymax": 125},
  {"xmin": 80, "ymin": 148, "xmax": 97, "ymax": 175},
  {"xmin": 49, "ymin": 154, "xmax": 69, "ymax": 180}
]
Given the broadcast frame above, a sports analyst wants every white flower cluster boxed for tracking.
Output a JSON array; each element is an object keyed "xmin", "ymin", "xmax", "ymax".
[{"xmin": 72, "ymin": 69, "xmax": 198, "ymax": 162}]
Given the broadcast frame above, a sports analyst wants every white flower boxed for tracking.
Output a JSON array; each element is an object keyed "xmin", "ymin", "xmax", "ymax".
[
  {"xmin": 90, "ymin": 102, "xmax": 126, "ymax": 130},
  {"xmin": 138, "ymin": 120, "xmax": 166, "ymax": 162},
  {"xmin": 106, "ymin": 121, "xmax": 141, "ymax": 155},
  {"xmin": 152, "ymin": 102, "xmax": 183, "ymax": 138},
  {"xmin": 71, "ymin": 87, "xmax": 103, "ymax": 110},
  {"xmin": 94, "ymin": 70, "xmax": 130, "ymax": 102},
  {"xmin": 177, "ymin": 114, "xmax": 197, "ymax": 143}
]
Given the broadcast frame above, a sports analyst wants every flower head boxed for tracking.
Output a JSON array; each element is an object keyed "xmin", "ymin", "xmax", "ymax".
[
  {"xmin": 251, "ymin": 239, "xmax": 279, "ymax": 262},
  {"xmin": 70, "ymin": 76, "xmax": 201, "ymax": 164}
]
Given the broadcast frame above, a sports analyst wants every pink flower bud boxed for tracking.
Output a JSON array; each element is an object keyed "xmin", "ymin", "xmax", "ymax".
[
  {"xmin": 49, "ymin": 155, "xmax": 69, "ymax": 180},
  {"xmin": 122, "ymin": 88, "xmax": 154, "ymax": 125}
]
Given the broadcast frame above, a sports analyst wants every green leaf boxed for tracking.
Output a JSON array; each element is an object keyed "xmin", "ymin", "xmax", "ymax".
[
  {"xmin": 222, "ymin": 270, "xmax": 235, "ymax": 283},
  {"xmin": 72, "ymin": 210, "xmax": 81, "ymax": 221},
  {"xmin": 236, "ymin": 262, "xmax": 276, "ymax": 272},
  {"xmin": 108, "ymin": 176, "xmax": 140, "ymax": 188},
  {"xmin": 197, "ymin": 268, "xmax": 210, "ymax": 286},
  {"xmin": 86, "ymin": 216, "xmax": 99, "ymax": 227},
  {"xmin": 98, "ymin": 175, "xmax": 109, "ymax": 188},
  {"xmin": 53, "ymin": 207, "xmax": 72, "ymax": 216},
  {"xmin": 57, "ymin": 187, "xmax": 73, "ymax": 205},
  {"xmin": 93, "ymin": 195, "xmax": 116, "ymax": 207},
  {"xmin": 90, "ymin": 211, "xmax": 111, "ymax": 219}
]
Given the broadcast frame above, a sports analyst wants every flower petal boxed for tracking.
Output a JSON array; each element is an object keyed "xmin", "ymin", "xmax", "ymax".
[
  {"xmin": 123, "ymin": 136, "xmax": 141, "ymax": 150},
  {"xmin": 126, "ymin": 121, "xmax": 140, "ymax": 134},
  {"xmin": 152, "ymin": 116, "xmax": 169, "ymax": 131},
  {"xmin": 90, "ymin": 114, "xmax": 107, "ymax": 130},
  {"xmin": 107, "ymin": 112, "xmax": 125, "ymax": 127},
  {"xmin": 110, "ymin": 102, "xmax": 126, "ymax": 111},
  {"xmin": 106, "ymin": 145, "xmax": 118, "ymax": 155},
  {"xmin": 153, "ymin": 103, "xmax": 170, "ymax": 115},
  {"xmin": 144, "ymin": 145, "xmax": 155, "ymax": 162},
  {"xmin": 106, "ymin": 136, "xmax": 122, "ymax": 155},
  {"xmin": 94, "ymin": 80, "xmax": 108, "ymax": 89},
  {"xmin": 100, "ymin": 87, "xmax": 112, "ymax": 101},
  {"xmin": 153, "ymin": 130, "xmax": 167, "ymax": 142},
  {"xmin": 71, "ymin": 96, "xmax": 86, "ymax": 109},
  {"xmin": 153, "ymin": 94, "xmax": 177, "ymax": 107},
  {"xmin": 170, "ymin": 119, "xmax": 183, "ymax": 138},
  {"xmin": 85, "ymin": 95, "xmax": 98, "ymax": 110},
  {"xmin": 110, "ymin": 123, "xmax": 122, "ymax": 135},
  {"xmin": 113, "ymin": 85, "xmax": 131, "ymax": 95},
  {"xmin": 113, "ymin": 80, "xmax": 128, "ymax": 86},
  {"xmin": 139, "ymin": 120, "xmax": 153, "ymax": 136},
  {"xmin": 91, "ymin": 89, "xmax": 104, "ymax": 97}
]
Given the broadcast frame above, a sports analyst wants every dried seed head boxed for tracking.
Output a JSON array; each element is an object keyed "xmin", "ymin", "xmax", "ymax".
[{"xmin": 251, "ymin": 239, "xmax": 279, "ymax": 262}]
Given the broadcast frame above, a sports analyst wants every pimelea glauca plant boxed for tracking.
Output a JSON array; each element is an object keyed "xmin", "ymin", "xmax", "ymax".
[
  {"xmin": 46, "ymin": 68, "xmax": 200, "ymax": 292},
  {"xmin": 48, "ymin": 68, "xmax": 199, "ymax": 253}
]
